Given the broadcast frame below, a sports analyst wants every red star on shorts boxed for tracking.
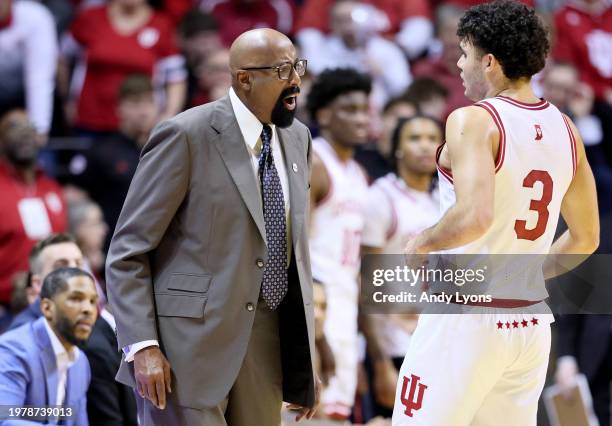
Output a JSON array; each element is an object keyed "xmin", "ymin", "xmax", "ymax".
[
  {"xmin": 497, "ymin": 321, "xmax": 503, "ymax": 329},
  {"xmin": 521, "ymin": 319, "xmax": 529, "ymax": 327},
  {"xmin": 505, "ymin": 322, "xmax": 511, "ymax": 329},
  {"xmin": 531, "ymin": 318, "xmax": 539, "ymax": 325},
  {"xmin": 512, "ymin": 321, "xmax": 519, "ymax": 328}
]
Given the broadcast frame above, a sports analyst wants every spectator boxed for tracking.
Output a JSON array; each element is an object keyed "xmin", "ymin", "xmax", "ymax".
[
  {"xmin": 178, "ymin": 10, "xmax": 223, "ymax": 109},
  {"xmin": 0, "ymin": 267, "xmax": 97, "ymax": 426},
  {"xmin": 200, "ymin": 0, "xmax": 296, "ymax": 46},
  {"xmin": 403, "ymin": 77, "xmax": 449, "ymax": 121},
  {"xmin": 68, "ymin": 198, "xmax": 109, "ymax": 276},
  {"xmin": 190, "ymin": 48, "xmax": 232, "ymax": 107},
  {"xmin": 0, "ymin": 0, "xmax": 57, "ymax": 140},
  {"xmin": 63, "ymin": 0, "xmax": 186, "ymax": 135},
  {"xmin": 69, "ymin": 75, "xmax": 157, "ymax": 245},
  {"xmin": 378, "ymin": 96, "xmax": 417, "ymax": 157},
  {"xmin": 412, "ymin": 4, "xmax": 470, "ymax": 118},
  {"xmin": 295, "ymin": 0, "xmax": 432, "ymax": 59},
  {"xmin": 9, "ymin": 233, "xmax": 84, "ymax": 330},
  {"xmin": 304, "ymin": 0, "xmax": 411, "ymax": 109},
  {"xmin": 0, "ymin": 110, "xmax": 67, "ymax": 307},
  {"xmin": 553, "ymin": 0, "xmax": 612, "ymax": 103}
]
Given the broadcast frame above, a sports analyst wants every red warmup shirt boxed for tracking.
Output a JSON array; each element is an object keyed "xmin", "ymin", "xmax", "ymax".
[
  {"xmin": 0, "ymin": 160, "xmax": 67, "ymax": 304},
  {"xmin": 71, "ymin": 7, "xmax": 179, "ymax": 131},
  {"xmin": 294, "ymin": 0, "xmax": 431, "ymax": 35},
  {"xmin": 554, "ymin": 3, "xmax": 612, "ymax": 100}
]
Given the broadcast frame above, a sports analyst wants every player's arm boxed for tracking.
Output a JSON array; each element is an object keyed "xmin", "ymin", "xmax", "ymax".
[
  {"xmin": 544, "ymin": 115, "xmax": 599, "ymax": 279},
  {"xmin": 408, "ymin": 106, "xmax": 496, "ymax": 254},
  {"xmin": 308, "ymin": 151, "xmax": 330, "ymax": 229}
]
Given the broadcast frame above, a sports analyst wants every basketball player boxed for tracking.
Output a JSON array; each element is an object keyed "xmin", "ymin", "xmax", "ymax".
[
  {"xmin": 392, "ymin": 2, "xmax": 599, "ymax": 425},
  {"xmin": 361, "ymin": 116, "xmax": 442, "ymax": 415},
  {"xmin": 307, "ymin": 68, "xmax": 371, "ymax": 420}
]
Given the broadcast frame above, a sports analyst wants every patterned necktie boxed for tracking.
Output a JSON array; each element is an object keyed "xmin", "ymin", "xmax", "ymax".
[{"xmin": 259, "ymin": 124, "xmax": 288, "ymax": 309}]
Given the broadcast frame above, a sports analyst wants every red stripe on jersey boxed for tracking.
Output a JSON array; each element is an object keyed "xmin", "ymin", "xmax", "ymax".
[
  {"xmin": 496, "ymin": 96, "xmax": 550, "ymax": 110},
  {"xmin": 475, "ymin": 101, "xmax": 506, "ymax": 173},
  {"xmin": 435, "ymin": 143, "xmax": 454, "ymax": 184},
  {"xmin": 562, "ymin": 115, "xmax": 578, "ymax": 177}
]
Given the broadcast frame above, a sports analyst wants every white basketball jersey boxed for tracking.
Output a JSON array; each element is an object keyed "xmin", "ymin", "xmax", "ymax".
[
  {"xmin": 363, "ymin": 173, "xmax": 440, "ymax": 253},
  {"xmin": 437, "ymin": 96, "xmax": 576, "ymax": 255},
  {"xmin": 309, "ymin": 137, "xmax": 369, "ymax": 285}
]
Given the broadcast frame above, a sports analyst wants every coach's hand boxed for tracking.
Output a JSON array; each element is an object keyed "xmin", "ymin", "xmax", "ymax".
[
  {"xmin": 287, "ymin": 374, "xmax": 322, "ymax": 422},
  {"xmin": 134, "ymin": 346, "xmax": 172, "ymax": 409}
]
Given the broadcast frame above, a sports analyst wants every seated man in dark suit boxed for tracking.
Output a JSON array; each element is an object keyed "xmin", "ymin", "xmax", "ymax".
[
  {"xmin": 9, "ymin": 233, "xmax": 84, "ymax": 330},
  {"xmin": 0, "ymin": 267, "xmax": 97, "ymax": 426},
  {"xmin": 83, "ymin": 307, "xmax": 138, "ymax": 426}
]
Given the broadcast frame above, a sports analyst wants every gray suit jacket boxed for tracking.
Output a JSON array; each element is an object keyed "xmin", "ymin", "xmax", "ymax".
[{"xmin": 106, "ymin": 96, "xmax": 316, "ymax": 409}]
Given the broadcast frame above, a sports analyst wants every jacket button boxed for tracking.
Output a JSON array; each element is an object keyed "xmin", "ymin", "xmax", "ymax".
[
  {"xmin": 246, "ymin": 302, "xmax": 255, "ymax": 312},
  {"xmin": 256, "ymin": 259, "xmax": 264, "ymax": 268}
]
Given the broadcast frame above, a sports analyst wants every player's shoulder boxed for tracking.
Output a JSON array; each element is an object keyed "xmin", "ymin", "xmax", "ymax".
[{"xmin": 447, "ymin": 105, "xmax": 494, "ymax": 127}]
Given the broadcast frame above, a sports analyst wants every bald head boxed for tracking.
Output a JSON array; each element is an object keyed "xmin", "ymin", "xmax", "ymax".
[{"xmin": 229, "ymin": 28, "xmax": 295, "ymax": 71}]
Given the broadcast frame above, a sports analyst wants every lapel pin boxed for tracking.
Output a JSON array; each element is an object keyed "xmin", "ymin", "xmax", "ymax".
[{"xmin": 292, "ymin": 163, "xmax": 298, "ymax": 173}]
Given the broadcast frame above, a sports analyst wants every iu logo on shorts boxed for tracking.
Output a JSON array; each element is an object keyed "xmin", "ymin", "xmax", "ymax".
[
  {"xmin": 534, "ymin": 124, "xmax": 543, "ymax": 141},
  {"xmin": 400, "ymin": 374, "xmax": 427, "ymax": 417}
]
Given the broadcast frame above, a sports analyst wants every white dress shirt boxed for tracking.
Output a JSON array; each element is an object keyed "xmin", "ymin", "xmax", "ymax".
[
  {"xmin": 43, "ymin": 319, "xmax": 79, "ymax": 406},
  {"xmin": 124, "ymin": 88, "xmax": 292, "ymax": 361}
]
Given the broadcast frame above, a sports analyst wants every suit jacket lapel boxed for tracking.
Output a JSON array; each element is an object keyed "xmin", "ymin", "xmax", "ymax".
[
  {"xmin": 33, "ymin": 319, "xmax": 58, "ymax": 409},
  {"xmin": 278, "ymin": 128, "xmax": 306, "ymax": 248},
  {"xmin": 210, "ymin": 97, "xmax": 267, "ymax": 244}
]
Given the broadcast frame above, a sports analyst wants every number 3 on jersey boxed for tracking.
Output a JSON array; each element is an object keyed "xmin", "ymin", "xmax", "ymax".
[{"xmin": 514, "ymin": 170, "xmax": 554, "ymax": 241}]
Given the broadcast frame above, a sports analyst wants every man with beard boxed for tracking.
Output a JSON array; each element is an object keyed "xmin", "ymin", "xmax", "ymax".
[
  {"xmin": 106, "ymin": 28, "xmax": 320, "ymax": 425},
  {"xmin": 0, "ymin": 109, "xmax": 67, "ymax": 310},
  {"xmin": 0, "ymin": 267, "xmax": 97, "ymax": 426},
  {"xmin": 307, "ymin": 68, "xmax": 371, "ymax": 420}
]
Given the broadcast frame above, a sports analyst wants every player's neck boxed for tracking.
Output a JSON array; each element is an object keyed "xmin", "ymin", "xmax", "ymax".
[
  {"xmin": 398, "ymin": 167, "xmax": 432, "ymax": 193},
  {"xmin": 322, "ymin": 132, "xmax": 354, "ymax": 163},
  {"xmin": 486, "ymin": 79, "xmax": 540, "ymax": 104}
]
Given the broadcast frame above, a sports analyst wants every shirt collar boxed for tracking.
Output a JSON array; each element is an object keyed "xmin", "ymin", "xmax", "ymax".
[
  {"xmin": 43, "ymin": 318, "xmax": 79, "ymax": 365},
  {"xmin": 99, "ymin": 308, "xmax": 116, "ymax": 332},
  {"xmin": 228, "ymin": 87, "xmax": 276, "ymax": 152}
]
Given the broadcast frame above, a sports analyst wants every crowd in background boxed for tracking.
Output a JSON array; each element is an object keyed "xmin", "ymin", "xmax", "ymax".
[{"xmin": 0, "ymin": 0, "xmax": 611, "ymax": 424}]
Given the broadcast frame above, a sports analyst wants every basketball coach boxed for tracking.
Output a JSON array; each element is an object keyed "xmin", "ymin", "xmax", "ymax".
[{"xmin": 106, "ymin": 28, "xmax": 320, "ymax": 425}]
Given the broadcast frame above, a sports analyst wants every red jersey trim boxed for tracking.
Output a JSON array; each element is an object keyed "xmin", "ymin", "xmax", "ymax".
[
  {"xmin": 447, "ymin": 295, "xmax": 543, "ymax": 308},
  {"xmin": 562, "ymin": 114, "xmax": 578, "ymax": 177},
  {"xmin": 495, "ymin": 96, "xmax": 550, "ymax": 110},
  {"xmin": 435, "ymin": 143, "xmax": 454, "ymax": 184},
  {"xmin": 0, "ymin": 2, "xmax": 11, "ymax": 29},
  {"xmin": 475, "ymin": 101, "xmax": 506, "ymax": 173}
]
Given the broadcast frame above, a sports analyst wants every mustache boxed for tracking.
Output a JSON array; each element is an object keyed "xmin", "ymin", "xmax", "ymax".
[{"xmin": 281, "ymin": 86, "xmax": 300, "ymax": 97}]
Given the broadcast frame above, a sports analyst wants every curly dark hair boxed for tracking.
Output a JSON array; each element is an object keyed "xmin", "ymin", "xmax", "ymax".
[
  {"xmin": 457, "ymin": 1, "xmax": 549, "ymax": 80},
  {"xmin": 306, "ymin": 68, "xmax": 372, "ymax": 123}
]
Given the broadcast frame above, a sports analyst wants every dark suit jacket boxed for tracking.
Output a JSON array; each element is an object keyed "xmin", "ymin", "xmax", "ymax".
[
  {"xmin": 106, "ymin": 96, "xmax": 316, "ymax": 409},
  {"xmin": 557, "ymin": 314, "xmax": 612, "ymax": 381},
  {"xmin": 83, "ymin": 317, "xmax": 138, "ymax": 426},
  {"xmin": 0, "ymin": 317, "xmax": 90, "ymax": 426}
]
